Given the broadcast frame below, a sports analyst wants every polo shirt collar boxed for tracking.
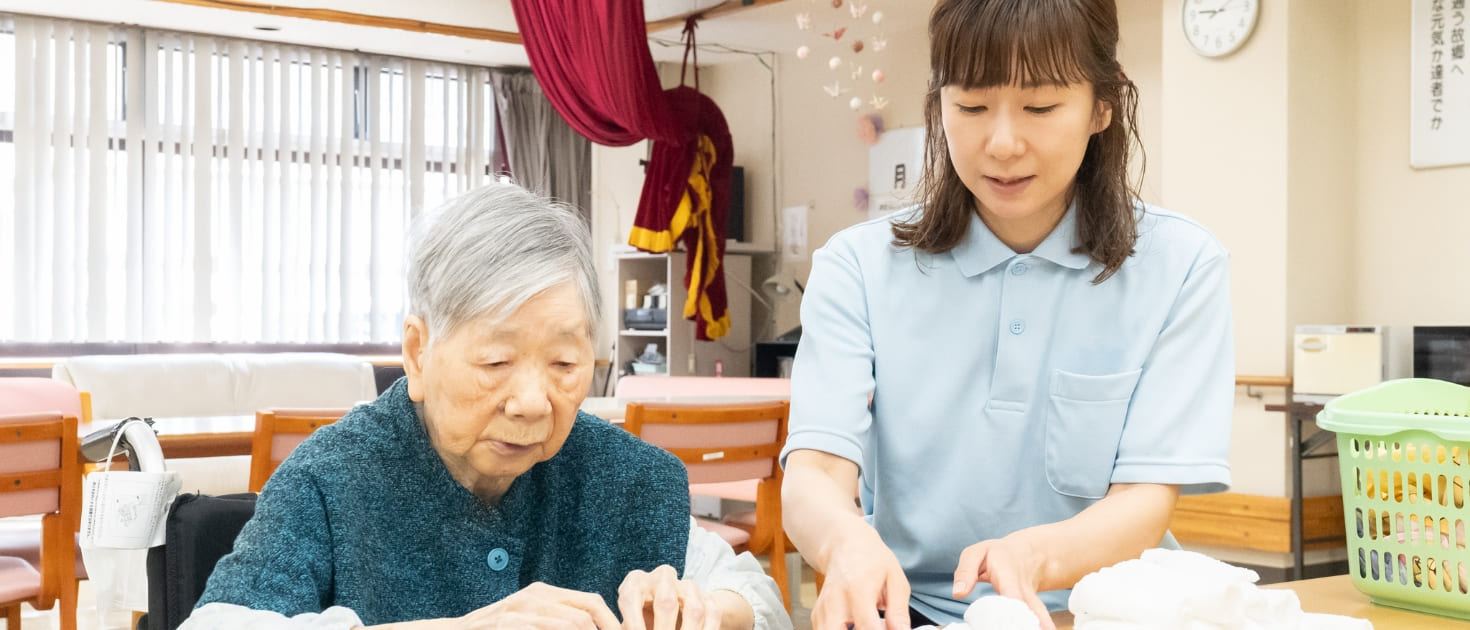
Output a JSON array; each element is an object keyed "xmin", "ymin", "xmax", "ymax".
[{"xmin": 951, "ymin": 201, "xmax": 1092, "ymax": 277}]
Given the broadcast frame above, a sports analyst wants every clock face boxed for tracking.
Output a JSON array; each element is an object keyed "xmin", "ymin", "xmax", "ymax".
[{"xmin": 1181, "ymin": 0, "xmax": 1260, "ymax": 58}]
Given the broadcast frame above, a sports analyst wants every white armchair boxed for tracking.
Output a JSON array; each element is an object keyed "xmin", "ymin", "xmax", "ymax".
[{"xmin": 53, "ymin": 353, "xmax": 377, "ymax": 495}]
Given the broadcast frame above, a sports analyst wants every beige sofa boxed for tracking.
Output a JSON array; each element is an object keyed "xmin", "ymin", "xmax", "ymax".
[{"xmin": 52, "ymin": 353, "xmax": 377, "ymax": 495}]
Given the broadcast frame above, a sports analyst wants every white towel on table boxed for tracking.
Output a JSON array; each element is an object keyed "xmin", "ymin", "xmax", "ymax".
[{"xmin": 1068, "ymin": 549, "xmax": 1369, "ymax": 630}]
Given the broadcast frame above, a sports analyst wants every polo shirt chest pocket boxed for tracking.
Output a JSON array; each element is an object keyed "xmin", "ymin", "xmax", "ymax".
[{"xmin": 1044, "ymin": 368, "xmax": 1143, "ymax": 499}]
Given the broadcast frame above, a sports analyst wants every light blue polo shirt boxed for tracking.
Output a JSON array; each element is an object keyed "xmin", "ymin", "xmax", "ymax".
[{"xmin": 780, "ymin": 202, "xmax": 1234, "ymax": 623}]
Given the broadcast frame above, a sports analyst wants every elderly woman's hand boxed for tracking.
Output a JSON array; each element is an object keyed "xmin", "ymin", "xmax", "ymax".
[
  {"xmin": 618, "ymin": 564, "xmax": 749, "ymax": 630},
  {"xmin": 433, "ymin": 581, "xmax": 622, "ymax": 629}
]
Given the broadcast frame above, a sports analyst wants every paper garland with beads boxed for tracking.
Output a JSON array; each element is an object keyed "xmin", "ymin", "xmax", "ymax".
[{"xmin": 794, "ymin": 0, "xmax": 891, "ymax": 114}]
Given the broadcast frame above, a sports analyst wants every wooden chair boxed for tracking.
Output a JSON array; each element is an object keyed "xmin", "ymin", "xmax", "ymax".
[
  {"xmin": 0, "ymin": 412, "xmax": 80, "ymax": 630},
  {"xmin": 248, "ymin": 408, "xmax": 347, "ymax": 493},
  {"xmin": 0, "ymin": 378, "xmax": 88, "ymax": 628},
  {"xmin": 624, "ymin": 401, "xmax": 791, "ymax": 611},
  {"xmin": 609, "ymin": 376, "xmax": 793, "ymax": 556}
]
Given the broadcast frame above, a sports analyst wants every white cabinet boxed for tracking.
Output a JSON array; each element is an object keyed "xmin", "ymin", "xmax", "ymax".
[{"xmin": 615, "ymin": 251, "xmax": 751, "ymax": 377}]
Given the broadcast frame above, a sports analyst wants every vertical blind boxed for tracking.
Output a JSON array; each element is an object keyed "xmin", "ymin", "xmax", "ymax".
[{"xmin": 1, "ymin": 14, "xmax": 499, "ymax": 343}]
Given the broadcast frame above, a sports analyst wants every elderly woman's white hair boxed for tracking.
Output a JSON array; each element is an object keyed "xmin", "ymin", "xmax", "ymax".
[{"xmin": 407, "ymin": 182, "xmax": 600, "ymax": 340}]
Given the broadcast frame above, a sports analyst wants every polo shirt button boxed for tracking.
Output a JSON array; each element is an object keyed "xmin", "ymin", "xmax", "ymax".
[
  {"xmin": 1009, "ymin": 319, "xmax": 1025, "ymax": 335},
  {"xmin": 487, "ymin": 548, "xmax": 509, "ymax": 571},
  {"xmin": 1010, "ymin": 262, "xmax": 1028, "ymax": 276}
]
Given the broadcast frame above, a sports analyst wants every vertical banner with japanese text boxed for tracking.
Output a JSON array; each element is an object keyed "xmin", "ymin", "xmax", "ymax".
[{"xmin": 1412, "ymin": 0, "xmax": 1470, "ymax": 168}]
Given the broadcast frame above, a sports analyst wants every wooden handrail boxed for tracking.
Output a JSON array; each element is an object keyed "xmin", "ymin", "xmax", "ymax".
[
  {"xmin": 0, "ymin": 355, "xmax": 607, "ymax": 370},
  {"xmin": 153, "ymin": 0, "xmax": 526, "ymax": 44},
  {"xmin": 1236, "ymin": 375, "xmax": 1292, "ymax": 388},
  {"xmin": 152, "ymin": 0, "xmax": 789, "ymax": 44},
  {"xmin": 0, "ymin": 355, "xmax": 404, "ymax": 370},
  {"xmin": 644, "ymin": 0, "xmax": 789, "ymax": 33}
]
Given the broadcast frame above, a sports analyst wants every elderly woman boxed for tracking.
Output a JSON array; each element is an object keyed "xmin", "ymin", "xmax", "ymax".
[{"xmin": 184, "ymin": 183, "xmax": 791, "ymax": 630}]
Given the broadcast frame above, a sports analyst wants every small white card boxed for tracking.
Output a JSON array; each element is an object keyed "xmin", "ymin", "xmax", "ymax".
[
  {"xmin": 782, "ymin": 205, "xmax": 808, "ymax": 262},
  {"xmin": 81, "ymin": 470, "xmax": 182, "ymax": 549}
]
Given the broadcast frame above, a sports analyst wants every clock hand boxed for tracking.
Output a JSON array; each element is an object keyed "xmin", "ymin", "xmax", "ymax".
[{"xmin": 1200, "ymin": 0, "xmax": 1234, "ymax": 19}]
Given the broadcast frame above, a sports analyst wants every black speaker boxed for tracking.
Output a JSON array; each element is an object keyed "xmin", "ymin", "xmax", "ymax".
[{"xmin": 726, "ymin": 166, "xmax": 746, "ymax": 242}]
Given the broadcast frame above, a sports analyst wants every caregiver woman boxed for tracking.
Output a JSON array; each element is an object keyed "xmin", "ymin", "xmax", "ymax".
[{"xmin": 781, "ymin": 0, "xmax": 1234, "ymax": 628}]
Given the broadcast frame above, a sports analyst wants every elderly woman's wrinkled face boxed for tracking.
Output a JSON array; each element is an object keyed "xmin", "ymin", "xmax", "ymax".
[{"xmin": 403, "ymin": 282, "xmax": 594, "ymax": 500}]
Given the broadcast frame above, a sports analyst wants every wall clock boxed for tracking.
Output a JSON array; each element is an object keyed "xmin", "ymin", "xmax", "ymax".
[{"xmin": 1181, "ymin": 0, "xmax": 1260, "ymax": 58}]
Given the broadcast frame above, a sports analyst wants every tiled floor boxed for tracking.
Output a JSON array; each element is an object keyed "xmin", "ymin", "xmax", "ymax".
[
  {"xmin": 8, "ymin": 580, "xmax": 135, "ymax": 630},
  {"xmin": 791, "ymin": 581, "xmax": 818, "ymax": 630},
  {"xmin": 774, "ymin": 555, "xmax": 819, "ymax": 630}
]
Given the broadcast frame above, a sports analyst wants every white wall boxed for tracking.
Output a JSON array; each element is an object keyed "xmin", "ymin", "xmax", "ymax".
[
  {"xmin": 1287, "ymin": 1, "xmax": 1358, "ymax": 337},
  {"xmin": 1353, "ymin": 0, "xmax": 1470, "ymax": 326},
  {"xmin": 765, "ymin": 19, "xmax": 931, "ymax": 335},
  {"xmin": 1118, "ymin": 0, "xmax": 1163, "ymax": 205},
  {"xmin": 1162, "ymin": 0, "xmax": 1291, "ymax": 378}
]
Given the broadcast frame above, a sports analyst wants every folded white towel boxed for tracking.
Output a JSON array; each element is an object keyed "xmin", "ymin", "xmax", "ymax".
[{"xmin": 1068, "ymin": 549, "xmax": 1372, "ymax": 630}]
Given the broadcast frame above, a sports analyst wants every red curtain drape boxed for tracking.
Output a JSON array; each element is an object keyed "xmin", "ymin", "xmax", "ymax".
[{"xmin": 511, "ymin": 1, "xmax": 734, "ymax": 341}]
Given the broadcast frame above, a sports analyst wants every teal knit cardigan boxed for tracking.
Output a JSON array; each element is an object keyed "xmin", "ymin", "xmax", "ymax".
[{"xmin": 196, "ymin": 378, "xmax": 690, "ymax": 625}]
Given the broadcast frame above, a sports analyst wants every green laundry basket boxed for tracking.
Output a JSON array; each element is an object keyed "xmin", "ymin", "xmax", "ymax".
[{"xmin": 1316, "ymin": 378, "xmax": 1470, "ymax": 620}]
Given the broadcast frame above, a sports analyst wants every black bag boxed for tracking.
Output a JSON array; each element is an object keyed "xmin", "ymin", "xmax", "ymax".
[{"xmin": 141, "ymin": 492, "xmax": 258, "ymax": 630}]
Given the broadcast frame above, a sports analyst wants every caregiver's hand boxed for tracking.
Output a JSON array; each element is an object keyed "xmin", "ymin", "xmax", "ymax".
[
  {"xmin": 809, "ymin": 520, "xmax": 912, "ymax": 630},
  {"xmin": 952, "ymin": 537, "xmax": 1056, "ymax": 630}
]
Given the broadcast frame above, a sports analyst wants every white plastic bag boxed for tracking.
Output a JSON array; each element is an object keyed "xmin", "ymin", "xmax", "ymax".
[{"xmin": 78, "ymin": 420, "xmax": 182, "ymax": 617}]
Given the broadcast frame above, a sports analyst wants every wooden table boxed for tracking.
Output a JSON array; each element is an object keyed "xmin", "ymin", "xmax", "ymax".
[
  {"xmin": 72, "ymin": 394, "xmax": 793, "ymax": 462},
  {"xmin": 1050, "ymin": 575, "xmax": 1470, "ymax": 628},
  {"xmin": 79, "ymin": 415, "xmax": 256, "ymax": 461},
  {"xmin": 580, "ymin": 394, "xmax": 790, "ymax": 422}
]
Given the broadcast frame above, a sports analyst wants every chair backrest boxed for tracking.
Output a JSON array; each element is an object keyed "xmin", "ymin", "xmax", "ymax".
[
  {"xmin": 248, "ymin": 408, "xmax": 347, "ymax": 492},
  {"xmin": 0, "ymin": 377, "xmax": 85, "ymax": 422},
  {"xmin": 145, "ymin": 492, "xmax": 257, "ymax": 630},
  {"xmin": 613, "ymin": 376, "xmax": 791, "ymax": 399},
  {"xmin": 0, "ymin": 411, "xmax": 80, "ymax": 608},
  {"xmin": 623, "ymin": 401, "xmax": 789, "ymax": 485}
]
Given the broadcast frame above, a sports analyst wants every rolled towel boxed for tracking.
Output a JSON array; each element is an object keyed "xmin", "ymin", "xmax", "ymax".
[{"xmin": 963, "ymin": 595, "xmax": 1041, "ymax": 630}]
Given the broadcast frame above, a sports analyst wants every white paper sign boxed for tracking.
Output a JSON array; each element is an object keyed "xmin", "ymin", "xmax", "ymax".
[
  {"xmin": 1411, "ymin": 0, "xmax": 1470, "ymax": 168},
  {"xmin": 868, "ymin": 126, "xmax": 927, "ymax": 221},
  {"xmin": 782, "ymin": 205, "xmax": 808, "ymax": 262}
]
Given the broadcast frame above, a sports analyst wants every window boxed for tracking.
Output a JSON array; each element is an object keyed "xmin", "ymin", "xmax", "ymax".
[{"xmin": 0, "ymin": 14, "xmax": 501, "ymax": 343}]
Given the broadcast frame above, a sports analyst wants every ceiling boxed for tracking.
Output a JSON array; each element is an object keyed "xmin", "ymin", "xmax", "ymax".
[{"xmin": 0, "ymin": 0, "xmax": 929, "ymax": 67}]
